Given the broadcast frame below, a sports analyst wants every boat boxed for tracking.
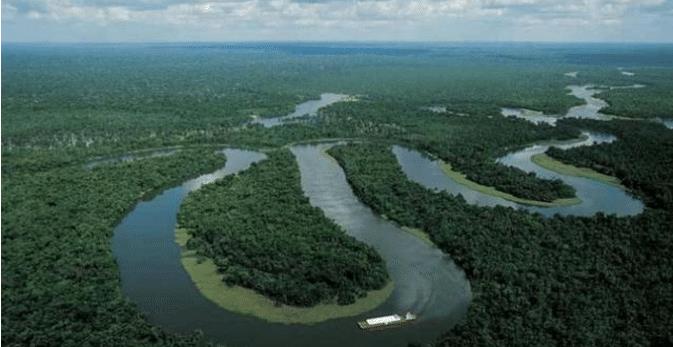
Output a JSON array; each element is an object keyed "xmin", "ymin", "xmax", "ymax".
[{"xmin": 357, "ymin": 312, "xmax": 417, "ymax": 330}]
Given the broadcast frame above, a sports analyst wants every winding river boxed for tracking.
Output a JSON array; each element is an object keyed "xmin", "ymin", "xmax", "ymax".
[
  {"xmin": 394, "ymin": 132, "xmax": 644, "ymax": 217},
  {"xmin": 113, "ymin": 87, "xmax": 646, "ymax": 347},
  {"xmin": 501, "ymin": 84, "xmax": 644, "ymax": 125},
  {"xmin": 501, "ymin": 83, "xmax": 673, "ymax": 130},
  {"xmin": 252, "ymin": 93, "xmax": 350, "ymax": 128},
  {"xmin": 114, "ymin": 146, "xmax": 470, "ymax": 347}
]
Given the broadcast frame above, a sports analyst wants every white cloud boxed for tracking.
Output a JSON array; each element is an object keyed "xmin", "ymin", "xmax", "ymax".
[{"xmin": 2, "ymin": 0, "xmax": 672, "ymax": 41}]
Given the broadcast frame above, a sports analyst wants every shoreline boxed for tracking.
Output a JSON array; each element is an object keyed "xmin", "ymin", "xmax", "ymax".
[
  {"xmin": 531, "ymin": 153, "xmax": 624, "ymax": 188},
  {"xmin": 175, "ymin": 228, "xmax": 394, "ymax": 325},
  {"xmin": 439, "ymin": 162, "xmax": 581, "ymax": 207}
]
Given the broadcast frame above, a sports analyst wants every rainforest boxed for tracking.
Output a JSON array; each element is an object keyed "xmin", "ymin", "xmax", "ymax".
[{"xmin": 2, "ymin": 42, "xmax": 673, "ymax": 347}]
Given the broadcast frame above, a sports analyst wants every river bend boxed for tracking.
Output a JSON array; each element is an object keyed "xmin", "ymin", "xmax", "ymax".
[{"xmin": 113, "ymin": 146, "xmax": 470, "ymax": 347}]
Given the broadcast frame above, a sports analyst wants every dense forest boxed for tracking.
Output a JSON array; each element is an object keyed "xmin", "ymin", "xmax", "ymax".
[
  {"xmin": 3, "ymin": 43, "xmax": 673, "ymax": 346},
  {"xmin": 329, "ymin": 143, "xmax": 673, "ymax": 346},
  {"xmin": 1, "ymin": 44, "xmax": 587, "ymax": 149},
  {"xmin": 2, "ymin": 43, "xmax": 647, "ymax": 204},
  {"xmin": 547, "ymin": 119, "xmax": 673, "ymax": 210},
  {"xmin": 177, "ymin": 150, "xmax": 388, "ymax": 307},
  {"xmin": 598, "ymin": 68, "xmax": 673, "ymax": 119},
  {"xmin": 2, "ymin": 149, "xmax": 224, "ymax": 346},
  {"xmin": 320, "ymin": 99, "xmax": 581, "ymax": 202}
]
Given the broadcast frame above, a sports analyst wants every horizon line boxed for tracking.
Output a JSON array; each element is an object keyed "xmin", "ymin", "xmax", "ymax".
[{"xmin": 4, "ymin": 39, "xmax": 673, "ymax": 45}]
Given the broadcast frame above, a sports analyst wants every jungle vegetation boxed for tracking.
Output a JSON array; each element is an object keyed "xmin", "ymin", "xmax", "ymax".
[
  {"xmin": 329, "ymin": 143, "xmax": 673, "ymax": 346},
  {"xmin": 177, "ymin": 150, "xmax": 389, "ymax": 307},
  {"xmin": 3, "ymin": 42, "xmax": 673, "ymax": 346},
  {"xmin": 2, "ymin": 149, "xmax": 225, "ymax": 346},
  {"xmin": 320, "ymin": 99, "xmax": 581, "ymax": 202},
  {"xmin": 0, "ymin": 43, "xmax": 595, "ymax": 149},
  {"xmin": 4, "ymin": 43, "xmax": 655, "ymax": 203},
  {"xmin": 599, "ymin": 69, "xmax": 673, "ymax": 119},
  {"xmin": 547, "ymin": 119, "xmax": 673, "ymax": 210}
]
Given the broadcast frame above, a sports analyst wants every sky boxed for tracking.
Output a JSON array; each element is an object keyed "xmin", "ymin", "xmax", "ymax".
[{"xmin": 2, "ymin": 0, "xmax": 673, "ymax": 43}]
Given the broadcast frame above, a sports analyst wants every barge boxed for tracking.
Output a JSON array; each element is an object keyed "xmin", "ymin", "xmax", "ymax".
[{"xmin": 357, "ymin": 312, "xmax": 417, "ymax": 330}]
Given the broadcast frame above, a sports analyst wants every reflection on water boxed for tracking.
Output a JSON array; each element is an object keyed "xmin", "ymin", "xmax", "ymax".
[
  {"xmin": 501, "ymin": 84, "xmax": 645, "ymax": 126},
  {"xmin": 607, "ymin": 84, "xmax": 645, "ymax": 90},
  {"xmin": 252, "ymin": 93, "xmax": 349, "ymax": 128},
  {"xmin": 656, "ymin": 118, "xmax": 673, "ymax": 129},
  {"xmin": 114, "ymin": 146, "xmax": 470, "ymax": 347},
  {"xmin": 292, "ymin": 144, "xmax": 470, "ymax": 321},
  {"xmin": 181, "ymin": 149, "xmax": 266, "ymax": 191},
  {"xmin": 421, "ymin": 106, "xmax": 448, "ymax": 113},
  {"xmin": 565, "ymin": 85, "xmax": 612, "ymax": 120},
  {"xmin": 618, "ymin": 67, "xmax": 635, "ymax": 76},
  {"xmin": 394, "ymin": 132, "xmax": 644, "ymax": 217},
  {"xmin": 501, "ymin": 107, "xmax": 558, "ymax": 125}
]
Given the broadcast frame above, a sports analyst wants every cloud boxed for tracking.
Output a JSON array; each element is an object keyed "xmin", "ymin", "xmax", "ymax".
[{"xmin": 2, "ymin": 0, "xmax": 672, "ymax": 41}]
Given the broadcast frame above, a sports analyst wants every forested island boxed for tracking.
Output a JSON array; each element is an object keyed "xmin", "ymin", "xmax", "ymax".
[
  {"xmin": 546, "ymin": 119, "xmax": 673, "ymax": 210},
  {"xmin": 3, "ymin": 43, "xmax": 673, "ymax": 347},
  {"xmin": 177, "ymin": 150, "xmax": 389, "ymax": 313}
]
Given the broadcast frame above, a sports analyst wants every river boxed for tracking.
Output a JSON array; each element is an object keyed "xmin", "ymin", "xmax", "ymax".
[
  {"xmin": 251, "ymin": 93, "xmax": 350, "ymax": 128},
  {"xmin": 113, "ymin": 87, "xmax": 643, "ymax": 347},
  {"xmin": 393, "ymin": 132, "xmax": 644, "ymax": 217},
  {"xmin": 501, "ymin": 84, "xmax": 645, "ymax": 125},
  {"xmin": 113, "ymin": 146, "xmax": 470, "ymax": 347}
]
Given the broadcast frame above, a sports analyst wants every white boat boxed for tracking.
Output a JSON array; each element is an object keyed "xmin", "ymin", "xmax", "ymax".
[{"xmin": 357, "ymin": 312, "xmax": 417, "ymax": 330}]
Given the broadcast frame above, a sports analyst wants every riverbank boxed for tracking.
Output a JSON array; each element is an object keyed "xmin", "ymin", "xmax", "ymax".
[
  {"xmin": 401, "ymin": 226, "xmax": 434, "ymax": 246},
  {"xmin": 531, "ymin": 153, "xmax": 624, "ymax": 188},
  {"xmin": 439, "ymin": 162, "xmax": 581, "ymax": 207},
  {"xmin": 175, "ymin": 228, "xmax": 394, "ymax": 324}
]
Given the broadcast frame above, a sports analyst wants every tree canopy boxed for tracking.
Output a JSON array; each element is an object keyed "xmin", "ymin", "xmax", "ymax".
[{"xmin": 178, "ymin": 150, "xmax": 389, "ymax": 307}]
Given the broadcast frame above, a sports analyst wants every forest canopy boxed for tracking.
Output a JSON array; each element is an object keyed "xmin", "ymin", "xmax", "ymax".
[
  {"xmin": 1, "ymin": 149, "xmax": 225, "ymax": 346},
  {"xmin": 177, "ymin": 150, "xmax": 389, "ymax": 307},
  {"xmin": 3, "ymin": 43, "xmax": 673, "ymax": 347},
  {"xmin": 329, "ymin": 143, "xmax": 673, "ymax": 346}
]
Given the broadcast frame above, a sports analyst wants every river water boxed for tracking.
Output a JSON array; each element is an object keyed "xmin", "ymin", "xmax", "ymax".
[
  {"xmin": 656, "ymin": 118, "xmax": 673, "ymax": 129},
  {"xmin": 113, "ymin": 146, "xmax": 470, "ymax": 347},
  {"xmin": 113, "ymin": 85, "xmax": 644, "ymax": 347},
  {"xmin": 252, "ymin": 93, "xmax": 349, "ymax": 128},
  {"xmin": 114, "ymin": 139, "xmax": 642, "ymax": 347},
  {"xmin": 393, "ymin": 132, "xmax": 644, "ymax": 217},
  {"xmin": 501, "ymin": 84, "xmax": 645, "ymax": 125}
]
